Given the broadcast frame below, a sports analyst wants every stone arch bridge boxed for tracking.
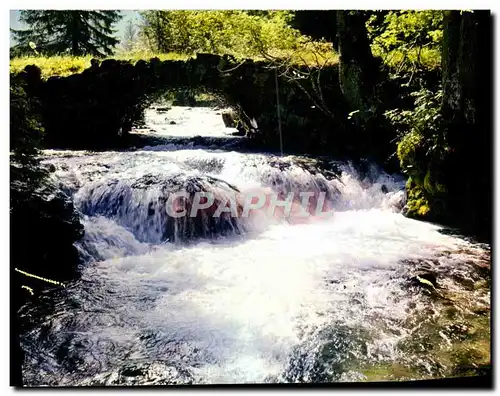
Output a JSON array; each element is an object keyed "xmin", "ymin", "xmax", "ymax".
[{"xmin": 13, "ymin": 53, "xmax": 350, "ymax": 153}]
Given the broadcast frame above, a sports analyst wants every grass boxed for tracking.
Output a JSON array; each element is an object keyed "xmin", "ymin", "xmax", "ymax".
[
  {"xmin": 11, "ymin": 55, "xmax": 92, "ymax": 78},
  {"xmin": 9, "ymin": 52, "xmax": 192, "ymax": 78},
  {"xmin": 10, "ymin": 42, "xmax": 339, "ymax": 79}
]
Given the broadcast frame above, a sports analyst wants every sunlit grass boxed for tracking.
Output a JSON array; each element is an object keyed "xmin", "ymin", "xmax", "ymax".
[
  {"xmin": 10, "ymin": 55, "xmax": 92, "ymax": 78},
  {"xmin": 10, "ymin": 52, "xmax": 193, "ymax": 78},
  {"xmin": 10, "ymin": 42, "xmax": 339, "ymax": 79},
  {"xmin": 112, "ymin": 51, "xmax": 193, "ymax": 63}
]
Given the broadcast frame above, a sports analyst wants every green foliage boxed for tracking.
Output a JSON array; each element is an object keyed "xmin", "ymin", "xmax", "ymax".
[
  {"xmin": 10, "ymin": 48, "xmax": 336, "ymax": 82},
  {"xmin": 372, "ymin": 11, "xmax": 448, "ymax": 220},
  {"xmin": 138, "ymin": 10, "xmax": 334, "ymax": 61},
  {"xmin": 11, "ymin": 11, "xmax": 338, "ymax": 79},
  {"xmin": 11, "ymin": 10, "xmax": 122, "ymax": 56},
  {"xmin": 10, "ymin": 55, "xmax": 92, "ymax": 77},
  {"xmin": 368, "ymin": 11, "xmax": 443, "ymax": 52},
  {"xmin": 388, "ymin": 88, "xmax": 445, "ymax": 173},
  {"xmin": 367, "ymin": 10, "xmax": 443, "ymax": 72},
  {"xmin": 388, "ymin": 88, "xmax": 450, "ymax": 219},
  {"xmin": 396, "ymin": 129, "xmax": 423, "ymax": 172}
]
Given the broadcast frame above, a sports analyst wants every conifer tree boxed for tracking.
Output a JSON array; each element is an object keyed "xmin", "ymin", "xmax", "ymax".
[
  {"xmin": 122, "ymin": 19, "xmax": 137, "ymax": 51},
  {"xmin": 11, "ymin": 10, "xmax": 122, "ymax": 56}
]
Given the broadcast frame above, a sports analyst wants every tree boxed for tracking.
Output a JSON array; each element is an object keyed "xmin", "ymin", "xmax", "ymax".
[
  {"xmin": 11, "ymin": 10, "xmax": 122, "ymax": 56},
  {"xmin": 291, "ymin": 11, "xmax": 337, "ymax": 43},
  {"xmin": 138, "ymin": 10, "xmax": 301, "ymax": 57},
  {"xmin": 440, "ymin": 10, "xmax": 492, "ymax": 229},
  {"xmin": 394, "ymin": 10, "xmax": 492, "ymax": 232},
  {"xmin": 336, "ymin": 11, "xmax": 380, "ymax": 115},
  {"xmin": 121, "ymin": 18, "xmax": 137, "ymax": 52},
  {"xmin": 140, "ymin": 10, "xmax": 169, "ymax": 52},
  {"xmin": 366, "ymin": 10, "xmax": 443, "ymax": 77},
  {"xmin": 292, "ymin": 11, "xmax": 380, "ymax": 118}
]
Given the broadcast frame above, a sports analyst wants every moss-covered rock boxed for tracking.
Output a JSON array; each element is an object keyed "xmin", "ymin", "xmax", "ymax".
[
  {"xmin": 403, "ymin": 178, "xmax": 431, "ymax": 218},
  {"xmin": 360, "ymin": 363, "xmax": 415, "ymax": 382}
]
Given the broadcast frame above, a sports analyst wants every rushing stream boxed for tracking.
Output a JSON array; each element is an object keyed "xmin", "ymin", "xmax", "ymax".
[{"xmin": 19, "ymin": 106, "xmax": 490, "ymax": 385}]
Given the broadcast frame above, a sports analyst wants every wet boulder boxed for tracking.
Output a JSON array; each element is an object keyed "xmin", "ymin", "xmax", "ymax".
[
  {"xmin": 11, "ymin": 188, "xmax": 84, "ymax": 288},
  {"xmin": 408, "ymin": 267, "xmax": 439, "ymax": 292},
  {"xmin": 221, "ymin": 109, "xmax": 238, "ymax": 128},
  {"xmin": 78, "ymin": 173, "xmax": 245, "ymax": 243}
]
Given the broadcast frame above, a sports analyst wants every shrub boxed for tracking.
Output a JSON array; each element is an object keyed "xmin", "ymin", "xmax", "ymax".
[
  {"xmin": 385, "ymin": 87, "xmax": 450, "ymax": 219},
  {"xmin": 367, "ymin": 10, "xmax": 443, "ymax": 72},
  {"xmin": 387, "ymin": 88, "xmax": 445, "ymax": 173}
]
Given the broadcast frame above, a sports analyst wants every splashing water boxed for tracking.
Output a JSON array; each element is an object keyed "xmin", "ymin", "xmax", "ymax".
[{"xmin": 19, "ymin": 107, "xmax": 490, "ymax": 386}]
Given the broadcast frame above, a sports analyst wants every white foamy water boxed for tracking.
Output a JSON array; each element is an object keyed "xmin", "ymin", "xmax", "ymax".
[
  {"xmin": 20, "ymin": 107, "xmax": 490, "ymax": 386},
  {"xmin": 76, "ymin": 212, "xmax": 466, "ymax": 384},
  {"xmin": 136, "ymin": 106, "xmax": 239, "ymax": 138}
]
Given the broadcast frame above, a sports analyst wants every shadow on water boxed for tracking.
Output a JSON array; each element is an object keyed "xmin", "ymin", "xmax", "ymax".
[{"xmin": 437, "ymin": 227, "xmax": 492, "ymax": 246}]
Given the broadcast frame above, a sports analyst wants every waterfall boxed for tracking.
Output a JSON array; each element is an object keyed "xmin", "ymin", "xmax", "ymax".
[{"xmin": 20, "ymin": 106, "xmax": 490, "ymax": 386}]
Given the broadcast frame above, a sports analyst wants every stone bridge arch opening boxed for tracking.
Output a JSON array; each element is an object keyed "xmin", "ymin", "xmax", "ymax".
[{"xmin": 12, "ymin": 53, "xmax": 347, "ymax": 153}]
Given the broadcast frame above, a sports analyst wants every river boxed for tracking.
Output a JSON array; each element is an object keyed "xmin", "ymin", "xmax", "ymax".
[{"xmin": 19, "ymin": 106, "xmax": 490, "ymax": 385}]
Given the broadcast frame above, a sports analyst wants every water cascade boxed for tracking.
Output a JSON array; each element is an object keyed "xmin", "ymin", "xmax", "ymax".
[{"xmin": 19, "ymin": 106, "xmax": 490, "ymax": 385}]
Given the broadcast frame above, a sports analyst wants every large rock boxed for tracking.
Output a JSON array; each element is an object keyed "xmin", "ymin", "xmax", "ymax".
[
  {"xmin": 221, "ymin": 109, "xmax": 238, "ymax": 128},
  {"xmin": 78, "ymin": 173, "xmax": 245, "ymax": 243},
  {"xmin": 11, "ymin": 188, "xmax": 84, "ymax": 287}
]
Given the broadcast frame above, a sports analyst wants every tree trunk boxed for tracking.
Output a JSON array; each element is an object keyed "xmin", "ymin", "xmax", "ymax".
[
  {"xmin": 336, "ymin": 11, "xmax": 379, "ymax": 114},
  {"xmin": 441, "ymin": 10, "xmax": 492, "ymax": 233},
  {"xmin": 155, "ymin": 11, "xmax": 163, "ymax": 52},
  {"xmin": 71, "ymin": 12, "xmax": 81, "ymax": 56},
  {"xmin": 336, "ymin": 11, "xmax": 391, "ymax": 162}
]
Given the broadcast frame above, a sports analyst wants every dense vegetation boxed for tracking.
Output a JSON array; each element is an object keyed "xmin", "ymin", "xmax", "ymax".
[
  {"xmin": 367, "ymin": 10, "xmax": 443, "ymax": 71},
  {"xmin": 140, "ymin": 11, "xmax": 299, "ymax": 56},
  {"xmin": 378, "ymin": 11, "xmax": 491, "ymax": 235}
]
